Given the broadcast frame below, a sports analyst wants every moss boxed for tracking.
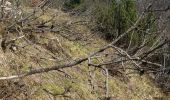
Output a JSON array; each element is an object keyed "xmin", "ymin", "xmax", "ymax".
[
  {"xmin": 39, "ymin": 15, "xmax": 53, "ymax": 22},
  {"xmin": 0, "ymin": 6, "xmax": 165, "ymax": 100},
  {"xmin": 42, "ymin": 83, "xmax": 65, "ymax": 94},
  {"xmin": 71, "ymin": 82, "xmax": 94, "ymax": 99},
  {"xmin": 64, "ymin": 41, "xmax": 88, "ymax": 57}
]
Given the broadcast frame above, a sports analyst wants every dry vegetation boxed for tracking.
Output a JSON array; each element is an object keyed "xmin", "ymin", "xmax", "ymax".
[{"xmin": 0, "ymin": 0, "xmax": 169, "ymax": 100}]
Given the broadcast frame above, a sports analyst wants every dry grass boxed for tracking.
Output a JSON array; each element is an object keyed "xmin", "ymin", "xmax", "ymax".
[{"xmin": 0, "ymin": 8, "xmax": 165, "ymax": 100}]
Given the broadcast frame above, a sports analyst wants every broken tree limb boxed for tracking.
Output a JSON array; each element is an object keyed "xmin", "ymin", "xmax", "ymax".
[
  {"xmin": 0, "ymin": 5, "xmax": 152, "ymax": 80},
  {"xmin": 0, "ymin": 57, "xmax": 88, "ymax": 80},
  {"xmin": 141, "ymin": 39, "xmax": 170, "ymax": 59}
]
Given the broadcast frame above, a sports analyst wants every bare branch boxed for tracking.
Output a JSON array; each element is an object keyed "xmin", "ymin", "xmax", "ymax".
[{"xmin": 0, "ymin": 4, "xmax": 154, "ymax": 80}]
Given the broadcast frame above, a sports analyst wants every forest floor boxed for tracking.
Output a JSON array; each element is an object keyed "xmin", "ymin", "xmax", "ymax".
[{"xmin": 0, "ymin": 8, "xmax": 165, "ymax": 100}]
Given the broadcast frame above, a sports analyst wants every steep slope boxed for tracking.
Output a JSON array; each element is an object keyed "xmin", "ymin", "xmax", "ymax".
[{"xmin": 0, "ymin": 9, "xmax": 165, "ymax": 100}]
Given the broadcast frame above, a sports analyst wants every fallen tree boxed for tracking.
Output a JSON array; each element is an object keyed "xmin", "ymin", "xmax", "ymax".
[
  {"xmin": 0, "ymin": 1, "xmax": 169, "ymax": 98},
  {"xmin": 0, "ymin": 3, "xmax": 169, "ymax": 80}
]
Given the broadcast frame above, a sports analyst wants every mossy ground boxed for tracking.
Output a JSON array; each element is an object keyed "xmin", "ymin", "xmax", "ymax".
[{"xmin": 0, "ymin": 8, "xmax": 165, "ymax": 100}]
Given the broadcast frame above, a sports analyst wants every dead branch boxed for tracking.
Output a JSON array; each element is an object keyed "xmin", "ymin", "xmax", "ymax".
[
  {"xmin": 104, "ymin": 68, "xmax": 109, "ymax": 99},
  {"xmin": 141, "ymin": 39, "xmax": 170, "ymax": 59},
  {"xmin": 0, "ymin": 4, "xmax": 155, "ymax": 80}
]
